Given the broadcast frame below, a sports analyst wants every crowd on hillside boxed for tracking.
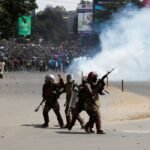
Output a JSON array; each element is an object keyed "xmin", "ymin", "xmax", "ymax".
[{"xmin": 0, "ymin": 39, "xmax": 92, "ymax": 72}]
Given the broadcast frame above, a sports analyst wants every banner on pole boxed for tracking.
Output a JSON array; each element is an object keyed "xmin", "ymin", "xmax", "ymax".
[{"xmin": 18, "ymin": 16, "xmax": 31, "ymax": 36}]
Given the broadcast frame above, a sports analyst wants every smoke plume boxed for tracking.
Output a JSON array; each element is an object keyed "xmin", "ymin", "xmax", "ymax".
[{"xmin": 69, "ymin": 5, "xmax": 150, "ymax": 81}]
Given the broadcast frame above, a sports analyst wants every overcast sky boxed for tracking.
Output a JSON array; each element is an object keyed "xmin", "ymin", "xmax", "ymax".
[{"xmin": 36, "ymin": 0, "xmax": 92, "ymax": 11}]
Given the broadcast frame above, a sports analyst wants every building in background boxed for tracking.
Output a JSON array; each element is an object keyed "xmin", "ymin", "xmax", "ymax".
[{"xmin": 93, "ymin": 0, "xmax": 126, "ymax": 24}]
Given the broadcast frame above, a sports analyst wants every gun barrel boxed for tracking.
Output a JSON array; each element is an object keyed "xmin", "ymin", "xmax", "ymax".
[{"xmin": 110, "ymin": 68, "xmax": 115, "ymax": 73}]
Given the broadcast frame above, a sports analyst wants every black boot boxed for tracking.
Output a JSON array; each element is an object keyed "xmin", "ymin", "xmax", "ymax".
[
  {"xmin": 90, "ymin": 128, "xmax": 95, "ymax": 133},
  {"xmin": 41, "ymin": 123, "xmax": 49, "ymax": 128},
  {"xmin": 68, "ymin": 124, "xmax": 73, "ymax": 131},
  {"xmin": 97, "ymin": 130, "xmax": 106, "ymax": 134},
  {"xmin": 60, "ymin": 123, "xmax": 65, "ymax": 128},
  {"xmin": 84, "ymin": 124, "xmax": 90, "ymax": 133}
]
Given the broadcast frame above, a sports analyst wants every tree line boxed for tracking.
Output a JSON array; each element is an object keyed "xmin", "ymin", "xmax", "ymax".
[
  {"xmin": 0, "ymin": 0, "xmax": 73, "ymax": 43},
  {"xmin": 32, "ymin": 6, "xmax": 68, "ymax": 43},
  {"xmin": 0, "ymin": 0, "xmax": 37, "ymax": 39}
]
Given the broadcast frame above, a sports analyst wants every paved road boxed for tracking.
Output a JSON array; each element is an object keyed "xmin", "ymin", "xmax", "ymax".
[{"xmin": 0, "ymin": 73, "xmax": 150, "ymax": 150}]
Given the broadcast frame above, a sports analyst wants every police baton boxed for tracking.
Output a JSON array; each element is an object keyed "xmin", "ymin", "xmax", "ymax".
[{"xmin": 35, "ymin": 99, "xmax": 44, "ymax": 112}]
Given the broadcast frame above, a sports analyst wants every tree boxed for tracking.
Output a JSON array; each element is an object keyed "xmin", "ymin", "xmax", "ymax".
[
  {"xmin": 32, "ymin": 6, "xmax": 68, "ymax": 43},
  {"xmin": 72, "ymin": 15, "xmax": 78, "ymax": 34},
  {"xmin": 0, "ymin": 0, "xmax": 37, "ymax": 39}
]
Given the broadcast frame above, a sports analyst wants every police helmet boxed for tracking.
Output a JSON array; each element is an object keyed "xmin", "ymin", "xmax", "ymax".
[
  {"xmin": 87, "ymin": 72, "xmax": 98, "ymax": 82},
  {"xmin": 45, "ymin": 74, "xmax": 55, "ymax": 83},
  {"xmin": 66, "ymin": 74, "xmax": 73, "ymax": 82}
]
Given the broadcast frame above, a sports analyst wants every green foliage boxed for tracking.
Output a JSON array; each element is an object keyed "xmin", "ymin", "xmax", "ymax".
[
  {"xmin": 0, "ymin": 0, "xmax": 37, "ymax": 39},
  {"xmin": 73, "ymin": 15, "xmax": 78, "ymax": 34},
  {"xmin": 32, "ymin": 6, "xmax": 68, "ymax": 43}
]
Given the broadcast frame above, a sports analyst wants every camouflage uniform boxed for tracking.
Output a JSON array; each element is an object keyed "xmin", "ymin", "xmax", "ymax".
[
  {"xmin": 69, "ymin": 81, "xmax": 104, "ymax": 134},
  {"xmin": 84, "ymin": 82, "xmax": 105, "ymax": 134},
  {"xmin": 68, "ymin": 82, "xmax": 92, "ymax": 130},
  {"xmin": 64, "ymin": 81, "xmax": 84, "ymax": 128}
]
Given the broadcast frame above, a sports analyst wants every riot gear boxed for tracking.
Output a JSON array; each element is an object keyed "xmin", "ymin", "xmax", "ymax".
[
  {"xmin": 66, "ymin": 74, "xmax": 73, "ymax": 83},
  {"xmin": 87, "ymin": 72, "xmax": 98, "ymax": 83},
  {"xmin": 45, "ymin": 74, "xmax": 55, "ymax": 83}
]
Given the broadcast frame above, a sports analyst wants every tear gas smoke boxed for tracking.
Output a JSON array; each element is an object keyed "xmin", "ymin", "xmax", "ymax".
[{"xmin": 68, "ymin": 5, "xmax": 150, "ymax": 81}]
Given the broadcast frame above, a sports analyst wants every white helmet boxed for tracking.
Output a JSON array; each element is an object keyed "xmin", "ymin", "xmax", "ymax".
[{"xmin": 45, "ymin": 74, "xmax": 55, "ymax": 82}]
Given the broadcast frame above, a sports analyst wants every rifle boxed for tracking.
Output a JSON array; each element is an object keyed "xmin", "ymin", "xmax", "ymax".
[
  {"xmin": 100, "ymin": 68, "xmax": 115, "ymax": 81},
  {"xmin": 97, "ymin": 68, "xmax": 115, "ymax": 94},
  {"xmin": 104, "ymin": 90, "xmax": 109, "ymax": 94},
  {"xmin": 35, "ymin": 99, "xmax": 45, "ymax": 112}
]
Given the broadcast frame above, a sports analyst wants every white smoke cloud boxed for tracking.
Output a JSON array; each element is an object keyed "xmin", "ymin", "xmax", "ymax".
[{"xmin": 69, "ymin": 5, "xmax": 150, "ymax": 81}]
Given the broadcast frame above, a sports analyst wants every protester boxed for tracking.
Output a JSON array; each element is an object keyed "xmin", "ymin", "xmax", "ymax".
[{"xmin": 0, "ymin": 39, "xmax": 92, "ymax": 72}]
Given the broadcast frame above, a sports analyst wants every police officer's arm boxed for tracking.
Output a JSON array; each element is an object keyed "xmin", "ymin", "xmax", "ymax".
[
  {"xmin": 54, "ymin": 83, "xmax": 63, "ymax": 98},
  {"xmin": 100, "ymin": 74, "xmax": 107, "ymax": 81},
  {"xmin": 85, "ymin": 83, "xmax": 100, "ymax": 100},
  {"xmin": 84, "ymin": 83, "xmax": 93, "ymax": 97},
  {"xmin": 73, "ymin": 83, "xmax": 79, "ymax": 92},
  {"xmin": 58, "ymin": 83, "xmax": 66, "ymax": 95}
]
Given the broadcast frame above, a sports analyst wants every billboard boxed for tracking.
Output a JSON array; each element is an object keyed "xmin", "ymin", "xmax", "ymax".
[
  {"xmin": 77, "ymin": 3, "xmax": 93, "ymax": 34},
  {"xmin": 143, "ymin": 0, "xmax": 150, "ymax": 6},
  {"xmin": 18, "ymin": 16, "xmax": 31, "ymax": 36},
  {"xmin": 93, "ymin": 0, "xmax": 124, "ymax": 23}
]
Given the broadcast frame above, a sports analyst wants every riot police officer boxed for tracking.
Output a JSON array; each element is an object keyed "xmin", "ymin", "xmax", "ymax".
[{"xmin": 41, "ymin": 74, "xmax": 64, "ymax": 128}]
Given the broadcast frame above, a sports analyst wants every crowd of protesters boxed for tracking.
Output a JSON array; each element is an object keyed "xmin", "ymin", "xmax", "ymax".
[{"xmin": 0, "ymin": 38, "xmax": 92, "ymax": 73}]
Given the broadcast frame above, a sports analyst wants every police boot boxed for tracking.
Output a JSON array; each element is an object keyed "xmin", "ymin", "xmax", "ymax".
[
  {"xmin": 97, "ymin": 130, "xmax": 106, "ymax": 134},
  {"xmin": 81, "ymin": 124, "xmax": 85, "ymax": 129},
  {"xmin": 65, "ymin": 115, "xmax": 71, "ymax": 128},
  {"xmin": 60, "ymin": 123, "xmax": 65, "ymax": 129},
  {"xmin": 90, "ymin": 128, "xmax": 95, "ymax": 133},
  {"xmin": 41, "ymin": 123, "xmax": 49, "ymax": 128},
  {"xmin": 68, "ymin": 124, "xmax": 73, "ymax": 131},
  {"xmin": 84, "ymin": 124, "xmax": 90, "ymax": 133}
]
